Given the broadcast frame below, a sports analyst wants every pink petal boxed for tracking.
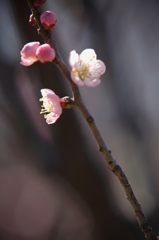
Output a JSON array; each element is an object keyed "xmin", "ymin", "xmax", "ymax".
[
  {"xmin": 46, "ymin": 112, "xmax": 60, "ymax": 124},
  {"xmin": 70, "ymin": 72, "xmax": 84, "ymax": 86},
  {"xmin": 36, "ymin": 44, "xmax": 55, "ymax": 63},
  {"xmin": 20, "ymin": 56, "xmax": 38, "ymax": 66},
  {"xmin": 46, "ymin": 93, "xmax": 61, "ymax": 110},
  {"xmin": 20, "ymin": 42, "xmax": 40, "ymax": 60},
  {"xmin": 46, "ymin": 113, "xmax": 60, "ymax": 124}
]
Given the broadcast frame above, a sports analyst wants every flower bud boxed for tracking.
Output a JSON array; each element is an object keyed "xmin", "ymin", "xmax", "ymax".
[
  {"xmin": 36, "ymin": 44, "xmax": 56, "ymax": 63},
  {"xmin": 40, "ymin": 11, "xmax": 57, "ymax": 31},
  {"xmin": 20, "ymin": 42, "xmax": 40, "ymax": 66},
  {"xmin": 33, "ymin": 0, "xmax": 46, "ymax": 8},
  {"xmin": 29, "ymin": 14, "xmax": 38, "ymax": 28}
]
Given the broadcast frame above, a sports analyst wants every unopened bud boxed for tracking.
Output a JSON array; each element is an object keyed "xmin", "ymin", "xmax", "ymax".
[
  {"xmin": 36, "ymin": 44, "xmax": 56, "ymax": 63},
  {"xmin": 40, "ymin": 11, "xmax": 57, "ymax": 31},
  {"xmin": 29, "ymin": 14, "xmax": 38, "ymax": 28},
  {"xmin": 33, "ymin": 0, "xmax": 46, "ymax": 8}
]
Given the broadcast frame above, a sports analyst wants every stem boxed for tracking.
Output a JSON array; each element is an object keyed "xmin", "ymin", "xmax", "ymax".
[{"xmin": 27, "ymin": 1, "xmax": 157, "ymax": 239}]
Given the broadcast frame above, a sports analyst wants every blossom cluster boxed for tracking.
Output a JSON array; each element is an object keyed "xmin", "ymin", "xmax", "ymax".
[
  {"xmin": 20, "ymin": 42, "xmax": 55, "ymax": 66},
  {"xmin": 20, "ymin": 1, "xmax": 106, "ymax": 124}
]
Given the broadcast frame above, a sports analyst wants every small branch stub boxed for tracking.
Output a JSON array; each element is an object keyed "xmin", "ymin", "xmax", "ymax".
[{"xmin": 60, "ymin": 97, "xmax": 74, "ymax": 109}]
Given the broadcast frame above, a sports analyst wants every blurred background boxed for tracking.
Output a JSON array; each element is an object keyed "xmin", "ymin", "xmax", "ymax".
[{"xmin": 0, "ymin": 0, "xmax": 158, "ymax": 239}]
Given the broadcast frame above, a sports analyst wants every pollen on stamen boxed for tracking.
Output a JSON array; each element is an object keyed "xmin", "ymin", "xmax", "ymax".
[{"xmin": 40, "ymin": 110, "xmax": 45, "ymax": 114}]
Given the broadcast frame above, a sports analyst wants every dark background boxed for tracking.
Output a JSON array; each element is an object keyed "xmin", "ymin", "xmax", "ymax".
[{"xmin": 0, "ymin": 0, "xmax": 158, "ymax": 239}]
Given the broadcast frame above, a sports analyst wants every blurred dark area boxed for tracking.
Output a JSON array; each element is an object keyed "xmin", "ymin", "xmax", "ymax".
[{"xmin": 0, "ymin": 0, "xmax": 158, "ymax": 239}]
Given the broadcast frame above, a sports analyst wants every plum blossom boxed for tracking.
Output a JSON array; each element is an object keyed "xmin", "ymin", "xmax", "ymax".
[
  {"xmin": 39, "ymin": 89, "xmax": 62, "ymax": 124},
  {"xmin": 69, "ymin": 49, "xmax": 106, "ymax": 87},
  {"xmin": 20, "ymin": 42, "xmax": 56, "ymax": 66},
  {"xmin": 40, "ymin": 11, "xmax": 57, "ymax": 31},
  {"xmin": 36, "ymin": 44, "xmax": 56, "ymax": 63},
  {"xmin": 20, "ymin": 42, "xmax": 40, "ymax": 66}
]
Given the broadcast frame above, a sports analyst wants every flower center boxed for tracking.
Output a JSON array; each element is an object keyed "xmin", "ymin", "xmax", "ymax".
[
  {"xmin": 39, "ymin": 97, "xmax": 53, "ymax": 119},
  {"xmin": 73, "ymin": 64, "xmax": 89, "ymax": 81}
]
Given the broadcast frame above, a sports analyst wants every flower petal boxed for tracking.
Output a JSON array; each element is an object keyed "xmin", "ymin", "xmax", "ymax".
[
  {"xmin": 69, "ymin": 50, "xmax": 79, "ymax": 67},
  {"xmin": 41, "ymin": 88, "xmax": 56, "ymax": 97},
  {"xmin": 84, "ymin": 78, "xmax": 101, "ymax": 87},
  {"xmin": 20, "ymin": 56, "xmax": 38, "ymax": 66},
  {"xmin": 80, "ymin": 49, "xmax": 96, "ymax": 63},
  {"xmin": 20, "ymin": 42, "xmax": 40, "ymax": 60},
  {"xmin": 36, "ymin": 44, "xmax": 56, "ymax": 63},
  {"xmin": 70, "ymin": 72, "xmax": 84, "ymax": 86},
  {"xmin": 46, "ymin": 112, "xmax": 60, "ymax": 124},
  {"xmin": 90, "ymin": 60, "xmax": 106, "ymax": 77}
]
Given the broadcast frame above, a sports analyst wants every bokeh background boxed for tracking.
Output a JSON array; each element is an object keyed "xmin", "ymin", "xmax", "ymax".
[{"xmin": 0, "ymin": 0, "xmax": 159, "ymax": 239}]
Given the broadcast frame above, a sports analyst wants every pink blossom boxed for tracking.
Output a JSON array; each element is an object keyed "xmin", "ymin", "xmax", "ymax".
[
  {"xmin": 20, "ymin": 42, "xmax": 40, "ymax": 66},
  {"xmin": 40, "ymin": 11, "xmax": 57, "ymax": 31},
  {"xmin": 40, "ymin": 89, "xmax": 62, "ymax": 124},
  {"xmin": 20, "ymin": 43, "xmax": 56, "ymax": 66},
  {"xmin": 36, "ymin": 44, "xmax": 56, "ymax": 63},
  {"xmin": 69, "ymin": 49, "xmax": 106, "ymax": 87}
]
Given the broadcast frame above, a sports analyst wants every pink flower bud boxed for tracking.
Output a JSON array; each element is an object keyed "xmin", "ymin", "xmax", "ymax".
[
  {"xmin": 20, "ymin": 42, "xmax": 40, "ymax": 66},
  {"xmin": 40, "ymin": 11, "xmax": 57, "ymax": 31},
  {"xmin": 36, "ymin": 44, "xmax": 56, "ymax": 63},
  {"xmin": 33, "ymin": 0, "xmax": 46, "ymax": 8},
  {"xmin": 29, "ymin": 14, "xmax": 38, "ymax": 28}
]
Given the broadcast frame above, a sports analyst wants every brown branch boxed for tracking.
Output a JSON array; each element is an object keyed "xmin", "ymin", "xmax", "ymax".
[{"xmin": 27, "ymin": 1, "xmax": 157, "ymax": 239}]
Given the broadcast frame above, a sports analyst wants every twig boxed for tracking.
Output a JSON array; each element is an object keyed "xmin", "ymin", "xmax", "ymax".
[{"xmin": 27, "ymin": 1, "xmax": 158, "ymax": 239}]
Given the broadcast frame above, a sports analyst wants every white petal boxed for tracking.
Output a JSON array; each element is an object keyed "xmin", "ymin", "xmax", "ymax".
[
  {"xmin": 69, "ymin": 50, "xmax": 79, "ymax": 67},
  {"xmin": 74, "ymin": 62, "xmax": 82, "ymax": 71},
  {"xmin": 90, "ymin": 60, "xmax": 106, "ymax": 77},
  {"xmin": 84, "ymin": 78, "xmax": 101, "ymax": 87},
  {"xmin": 41, "ymin": 89, "xmax": 55, "ymax": 97},
  {"xmin": 70, "ymin": 72, "xmax": 84, "ymax": 86},
  {"xmin": 80, "ymin": 49, "xmax": 96, "ymax": 63}
]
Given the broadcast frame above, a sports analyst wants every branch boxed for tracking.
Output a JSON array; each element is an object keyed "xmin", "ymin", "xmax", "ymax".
[{"xmin": 27, "ymin": 1, "xmax": 157, "ymax": 239}]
